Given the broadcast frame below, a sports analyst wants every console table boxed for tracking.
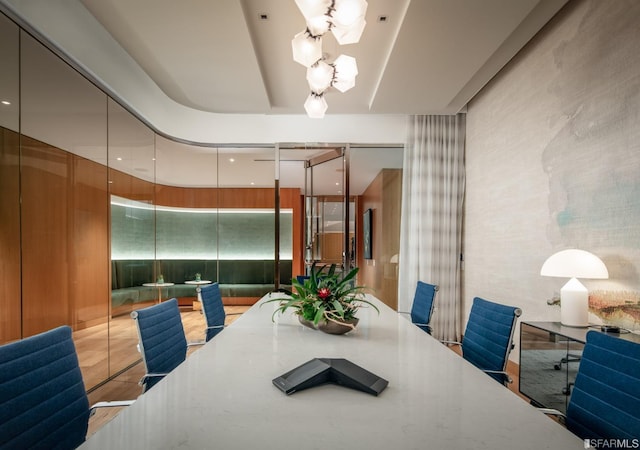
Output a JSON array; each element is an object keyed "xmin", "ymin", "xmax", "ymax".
[
  {"xmin": 185, "ymin": 279, "xmax": 212, "ymax": 307},
  {"xmin": 141, "ymin": 282, "xmax": 174, "ymax": 303},
  {"xmin": 519, "ymin": 321, "xmax": 640, "ymax": 413}
]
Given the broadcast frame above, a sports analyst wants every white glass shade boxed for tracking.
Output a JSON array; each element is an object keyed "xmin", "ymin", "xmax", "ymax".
[
  {"xmin": 540, "ymin": 249, "xmax": 609, "ymax": 279},
  {"xmin": 304, "ymin": 93, "xmax": 328, "ymax": 118},
  {"xmin": 331, "ymin": 17, "xmax": 366, "ymax": 45},
  {"xmin": 306, "ymin": 15, "xmax": 331, "ymax": 37},
  {"xmin": 332, "ymin": 54, "xmax": 358, "ymax": 92},
  {"xmin": 292, "ymin": 31, "xmax": 322, "ymax": 67},
  {"xmin": 332, "ymin": 0, "xmax": 368, "ymax": 28},
  {"xmin": 295, "ymin": 0, "xmax": 332, "ymax": 21},
  {"xmin": 307, "ymin": 61, "xmax": 334, "ymax": 94}
]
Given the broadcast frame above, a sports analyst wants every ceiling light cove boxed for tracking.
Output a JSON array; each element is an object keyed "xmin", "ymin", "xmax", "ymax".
[{"xmin": 292, "ymin": 0, "xmax": 368, "ymax": 118}]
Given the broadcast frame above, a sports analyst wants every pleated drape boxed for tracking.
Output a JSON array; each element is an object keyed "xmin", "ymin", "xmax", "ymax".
[{"xmin": 398, "ymin": 115, "xmax": 466, "ymax": 341}]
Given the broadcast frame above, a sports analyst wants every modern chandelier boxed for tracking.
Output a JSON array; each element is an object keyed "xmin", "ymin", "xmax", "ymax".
[{"xmin": 291, "ymin": 0, "xmax": 368, "ymax": 118}]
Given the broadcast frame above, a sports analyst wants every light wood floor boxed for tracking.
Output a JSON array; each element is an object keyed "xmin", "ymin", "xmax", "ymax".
[{"xmin": 85, "ymin": 313, "xmax": 528, "ymax": 438}]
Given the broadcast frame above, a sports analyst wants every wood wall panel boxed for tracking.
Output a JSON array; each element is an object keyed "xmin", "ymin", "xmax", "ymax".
[
  {"xmin": 358, "ymin": 169, "xmax": 402, "ymax": 310},
  {"xmin": 0, "ymin": 128, "xmax": 21, "ymax": 344},
  {"xmin": 109, "ymin": 167, "xmax": 154, "ymax": 202},
  {"xmin": 20, "ymin": 137, "xmax": 71, "ymax": 336},
  {"xmin": 359, "ymin": 173, "xmax": 383, "ymax": 301},
  {"xmin": 155, "ymin": 185, "xmax": 302, "ymax": 210},
  {"xmin": 381, "ymin": 170, "xmax": 402, "ymax": 310},
  {"xmin": 72, "ymin": 156, "xmax": 110, "ymax": 329}
]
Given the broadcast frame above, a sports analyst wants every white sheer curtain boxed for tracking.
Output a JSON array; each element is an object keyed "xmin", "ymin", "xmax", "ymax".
[{"xmin": 398, "ymin": 115, "xmax": 466, "ymax": 341}]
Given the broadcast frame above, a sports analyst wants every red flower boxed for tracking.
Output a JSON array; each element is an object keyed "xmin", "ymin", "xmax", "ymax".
[{"xmin": 317, "ymin": 287, "xmax": 331, "ymax": 299}]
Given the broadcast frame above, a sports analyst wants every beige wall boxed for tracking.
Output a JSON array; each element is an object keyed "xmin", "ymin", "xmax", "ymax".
[{"xmin": 464, "ymin": 0, "xmax": 640, "ymax": 359}]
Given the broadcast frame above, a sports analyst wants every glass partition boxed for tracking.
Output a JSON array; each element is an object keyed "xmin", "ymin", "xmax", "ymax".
[
  {"xmin": 350, "ymin": 147, "xmax": 403, "ymax": 309},
  {"xmin": 21, "ymin": 29, "xmax": 110, "ymax": 387},
  {"xmin": 0, "ymin": 13, "xmax": 18, "ymax": 132},
  {"xmin": 217, "ymin": 148, "xmax": 278, "ymax": 299},
  {"xmin": 0, "ymin": 9, "xmax": 404, "ymax": 391},
  {"xmin": 0, "ymin": 12, "xmax": 20, "ymax": 344},
  {"xmin": 279, "ymin": 148, "xmax": 306, "ymax": 282},
  {"xmin": 108, "ymin": 98, "xmax": 155, "ymax": 378}
]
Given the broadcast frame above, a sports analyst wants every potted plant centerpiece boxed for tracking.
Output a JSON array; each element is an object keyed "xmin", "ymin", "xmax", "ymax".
[{"xmin": 265, "ymin": 264, "xmax": 378, "ymax": 335}]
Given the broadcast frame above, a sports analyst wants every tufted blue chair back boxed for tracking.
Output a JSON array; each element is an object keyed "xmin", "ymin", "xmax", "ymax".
[
  {"xmin": 566, "ymin": 331, "xmax": 640, "ymax": 441},
  {"xmin": 201, "ymin": 283, "xmax": 226, "ymax": 342},
  {"xmin": 131, "ymin": 298, "xmax": 187, "ymax": 391},
  {"xmin": 409, "ymin": 281, "xmax": 439, "ymax": 334},
  {"xmin": 461, "ymin": 296, "xmax": 521, "ymax": 385},
  {"xmin": 0, "ymin": 325, "xmax": 90, "ymax": 449}
]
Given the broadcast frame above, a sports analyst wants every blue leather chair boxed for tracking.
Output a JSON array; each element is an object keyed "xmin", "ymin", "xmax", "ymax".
[
  {"xmin": 131, "ymin": 298, "xmax": 193, "ymax": 392},
  {"xmin": 400, "ymin": 281, "xmax": 438, "ymax": 334},
  {"xmin": 444, "ymin": 296, "xmax": 521, "ymax": 385},
  {"xmin": 555, "ymin": 331, "xmax": 640, "ymax": 441},
  {"xmin": 200, "ymin": 282, "xmax": 226, "ymax": 342},
  {"xmin": 0, "ymin": 326, "xmax": 133, "ymax": 449}
]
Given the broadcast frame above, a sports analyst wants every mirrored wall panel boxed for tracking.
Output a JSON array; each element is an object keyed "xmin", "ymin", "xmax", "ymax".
[
  {"xmin": 0, "ymin": 12, "xmax": 18, "ymax": 131},
  {"xmin": 108, "ymin": 98, "xmax": 156, "ymax": 378},
  {"xmin": 0, "ymin": 12, "xmax": 20, "ymax": 344},
  {"xmin": 20, "ymin": 28, "xmax": 110, "ymax": 386}
]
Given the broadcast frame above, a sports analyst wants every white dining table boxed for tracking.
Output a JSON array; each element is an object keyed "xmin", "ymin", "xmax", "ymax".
[{"xmin": 81, "ymin": 293, "xmax": 582, "ymax": 449}]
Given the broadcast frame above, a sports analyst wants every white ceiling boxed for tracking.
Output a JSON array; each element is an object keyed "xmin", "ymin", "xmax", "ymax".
[
  {"xmin": 0, "ymin": 0, "xmax": 568, "ymax": 193},
  {"xmin": 76, "ymin": 0, "xmax": 567, "ymax": 116}
]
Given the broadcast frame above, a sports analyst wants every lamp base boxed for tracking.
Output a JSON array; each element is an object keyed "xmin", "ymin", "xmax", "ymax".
[{"xmin": 560, "ymin": 277, "xmax": 589, "ymax": 327}]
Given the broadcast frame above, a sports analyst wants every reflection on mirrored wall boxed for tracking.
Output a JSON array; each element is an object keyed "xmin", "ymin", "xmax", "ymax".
[
  {"xmin": 111, "ymin": 197, "xmax": 293, "ymax": 260},
  {"xmin": 0, "ymin": 12, "xmax": 20, "ymax": 344},
  {"xmin": 0, "ymin": 11, "xmax": 404, "ymax": 392}
]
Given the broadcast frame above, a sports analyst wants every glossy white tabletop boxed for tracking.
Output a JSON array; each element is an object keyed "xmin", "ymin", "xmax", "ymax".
[{"xmin": 82, "ymin": 293, "xmax": 582, "ymax": 449}]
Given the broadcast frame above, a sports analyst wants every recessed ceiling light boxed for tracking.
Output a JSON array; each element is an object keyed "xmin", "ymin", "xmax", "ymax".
[
  {"xmin": 335, "ymin": 182, "xmax": 340, "ymax": 186},
  {"xmin": 229, "ymin": 158, "xmax": 235, "ymax": 163},
  {"xmin": 250, "ymin": 182, "xmax": 255, "ymax": 185},
  {"xmin": 1, "ymin": 100, "xmax": 10, "ymax": 105},
  {"xmin": 116, "ymin": 157, "xmax": 122, "ymax": 161}
]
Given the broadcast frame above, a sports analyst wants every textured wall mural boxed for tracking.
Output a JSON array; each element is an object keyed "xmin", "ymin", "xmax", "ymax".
[
  {"xmin": 465, "ymin": 0, "xmax": 640, "ymax": 336},
  {"xmin": 540, "ymin": 1, "xmax": 640, "ymax": 330}
]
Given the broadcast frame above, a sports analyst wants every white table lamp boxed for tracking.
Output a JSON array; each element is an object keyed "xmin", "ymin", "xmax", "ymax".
[{"xmin": 540, "ymin": 249, "xmax": 608, "ymax": 327}]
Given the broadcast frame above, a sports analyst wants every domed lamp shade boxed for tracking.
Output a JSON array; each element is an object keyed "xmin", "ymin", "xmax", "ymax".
[
  {"xmin": 304, "ymin": 93, "xmax": 328, "ymax": 118},
  {"xmin": 292, "ymin": 31, "xmax": 323, "ymax": 67},
  {"xmin": 540, "ymin": 249, "xmax": 608, "ymax": 327}
]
